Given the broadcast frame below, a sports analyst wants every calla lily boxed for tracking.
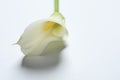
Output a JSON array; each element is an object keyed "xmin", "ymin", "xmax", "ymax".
[{"xmin": 17, "ymin": 0, "xmax": 68, "ymax": 56}]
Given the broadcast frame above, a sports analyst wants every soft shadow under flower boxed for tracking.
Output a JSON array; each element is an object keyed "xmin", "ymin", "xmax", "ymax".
[{"xmin": 21, "ymin": 41, "xmax": 66, "ymax": 69}]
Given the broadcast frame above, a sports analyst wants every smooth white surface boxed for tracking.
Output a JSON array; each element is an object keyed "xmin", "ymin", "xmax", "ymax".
[{"xmin": 0, "ymin": 0, "xmax": 120, "ymax": 80}]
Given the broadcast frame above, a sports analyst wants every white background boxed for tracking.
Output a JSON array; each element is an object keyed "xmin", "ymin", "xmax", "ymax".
[{"xmin": 0, "ymin": 0, "xmax": 120, "ymax": 80}]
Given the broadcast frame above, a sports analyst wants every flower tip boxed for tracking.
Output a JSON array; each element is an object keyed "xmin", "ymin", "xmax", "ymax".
[{"xmin": 12, "ymin": 43, "xmax": 18, "ymax": 45}]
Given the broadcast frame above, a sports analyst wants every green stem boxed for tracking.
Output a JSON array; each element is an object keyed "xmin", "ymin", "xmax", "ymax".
[{"xmin": 54, "ymin": 0, "xmax": 59, "ymax": 12}]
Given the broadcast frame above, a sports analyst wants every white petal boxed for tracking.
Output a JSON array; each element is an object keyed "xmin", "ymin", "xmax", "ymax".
[{"xmin": 17, "ymin": 19, "xmax": 68, "ymax": 56}]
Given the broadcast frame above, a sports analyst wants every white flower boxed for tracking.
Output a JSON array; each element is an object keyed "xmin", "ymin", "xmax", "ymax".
[{"xmin": 17, "ymin": 12, "xmax": 68, "ymax": 56}]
